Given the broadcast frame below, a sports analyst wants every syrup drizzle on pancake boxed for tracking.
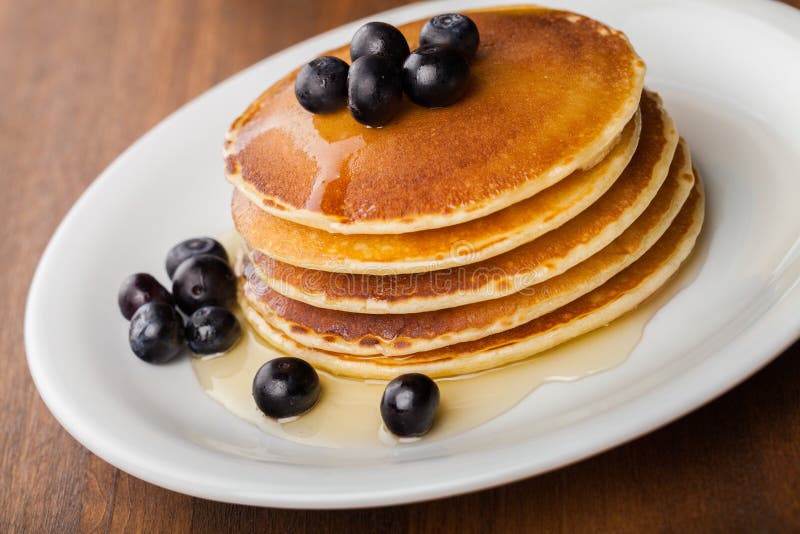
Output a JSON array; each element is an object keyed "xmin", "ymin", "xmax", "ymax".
[
  {"xmin": 225, "ymin": 7, "xmax": 645, "ymax": 233},
  {"xmin": 204, "ymin": 7, "xmax": 705, "ymax": 446}
]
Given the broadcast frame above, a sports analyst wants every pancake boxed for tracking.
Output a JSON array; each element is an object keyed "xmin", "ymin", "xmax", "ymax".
[
  {"xmin": 233, "ymin": 109, "xmax": 640, "ymax": 274},
  {"xmin": 241, "ymin": 139, "xmax": 693, "ymax": 357},
  {"xmin": 246, "ymin": 91, "xmax": 677, "ymax": 312},
  {"xmin": 239, "ymin": 174, "xmax": 705, "ymax": 378},
  {"xmin": 225, "ymin": 7, "xmax": 645, "ymax": 234}
]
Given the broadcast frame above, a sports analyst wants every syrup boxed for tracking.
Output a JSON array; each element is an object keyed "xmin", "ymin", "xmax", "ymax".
[{"xmin": 192, "ymin": 234, "xmax": 702, "ymax": 448}]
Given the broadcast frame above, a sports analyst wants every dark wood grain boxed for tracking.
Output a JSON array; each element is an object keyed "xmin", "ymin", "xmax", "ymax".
[{"xmin": 2, "ymin": 0, "xmax": 799, "ymax": 531}]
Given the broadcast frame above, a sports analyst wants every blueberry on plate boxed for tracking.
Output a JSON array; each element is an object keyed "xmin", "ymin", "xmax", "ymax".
[
  {"xmin": 185, "ymin": 305, "xmax": 241, "ymax": 355},
  {"xmin": 350, "ymin": 21, "xmax": 410, "ymax": 67},
  {"xmin": 252, "ymin": 357, "xmax": 321, "ymax": 419},
  {"xmin": 402, "ymin": 46, "xmax": 470, "ymax": 108},
  {"xmin": 128, "ymin": 302, "xmax": 185, "ymax": 363},
  {"xmin": 172, "ymin": 254, "xmax": 236, "ymax": 314},
  {"xmin": 419, "ymin": 13, "xmax": 480, "ymax": 60},
  {"xmin": 165, "ymin": 237, "xmax": 228, "ymax": 279},
  {"xmin": 380, "ymin": 373, "xmax": 440, "ymax": 437},
  {"xmin": 118, "ymin": 273, "xmax": 173, "ymax": 320},
  {"xmin": 294, "ymin": 56, "xmax": 350, "ymax": 114},
  {"xmin": 347, "ymin": 54, "xmax": 403, "ymax": 127}
]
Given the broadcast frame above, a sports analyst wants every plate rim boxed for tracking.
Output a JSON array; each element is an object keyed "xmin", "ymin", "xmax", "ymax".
[{"xmin": 24, "ymin": 0, "xmax": 800, "ymax": 508}]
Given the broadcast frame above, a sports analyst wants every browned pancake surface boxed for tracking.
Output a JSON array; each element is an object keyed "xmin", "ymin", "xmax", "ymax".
[
  {"xmin": 242, "ymin": 138, "xmax": 690, "ymax": 356},
  {"xmin": 232, "ymin": 110, "xmax": 639, "ymax": 273},
  {"xmin": 246, "ymin": 91, "xmax": 675, "ymax": 312},
  {"xmin": 239, "ymin": 176, "xmax": 705, "ymax": 377},
  {"xmin": 226, "ymin": 7, "xmax": 644, "ymax": 231}
]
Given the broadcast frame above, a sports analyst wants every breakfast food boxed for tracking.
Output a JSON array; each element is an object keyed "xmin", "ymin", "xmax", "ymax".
[
  {"xmin": 225, "ymin": 8, "xmax": 645, "ymax": 235},
  {"xmin": 227, "ymin": 6, "xmax": 703, "ymax": 382},
  {"xmin": 118, "ymin": 273, "xmax": 173, "ymax": 320},
  {"xmin": 350, "ymin": 22, "xmax": 410, "ymax": 66},
  {"xmin": 252, "ymin": 357, "xmax": 321, "ymax": 419},
  {"xmin": 165, "ymin": 237, "xmax": 230, "ymax": 279},
  {"xmin": 347, "ymin": 54, "xmax": 404, "ymax": 126},
  {"xmin": 118, "ymin": 237, "xmax": 243, "ymax": 363},
  {"xmin": 185, "ymin": 306, "xmax": 242, "ymax": 355},
  {"xmin": 380, "ymin": 373, "xmax": 440, "ymax": 438},
  {"xmin": 121, "ymin": 6, "xmax": 706, "ymax": 443},
  {"xmin": 128, "ymin": 302, "xmax": 185, "ymax": 363},
  {"xmin": 419, "ymin": 13, "xmax": 480, "ymax": 59},
  {"xmin": 233, "ymin": 111, "xmax": 641, "ymax": 275},
  {"xmin": 172, "ymin": 254, "xmax": 237, "ymax": 314}
]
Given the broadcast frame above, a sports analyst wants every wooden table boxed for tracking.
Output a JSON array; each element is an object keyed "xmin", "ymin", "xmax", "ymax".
[{"xmin": 3, "ymin": 0, "xmax": 799, "ymax": 531}]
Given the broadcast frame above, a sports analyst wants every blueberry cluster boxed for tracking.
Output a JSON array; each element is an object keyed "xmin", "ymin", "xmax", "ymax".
[
  {"xmin": 119, "ymin": 243, "xmax": 441, "ymax": 437},
  {"xmin": 118, "ymin": 237, "xmax": 241, "ymax": 363},
  {"xmin": 294, "ymin": 13, "xmax": 480, "ymax": 127}
]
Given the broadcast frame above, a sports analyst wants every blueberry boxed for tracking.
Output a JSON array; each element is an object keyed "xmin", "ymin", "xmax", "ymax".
[
  {"xmin": 419, "ymin": 13, "xmax": 480, "ymax": 60},
  {"xmin": 402, "ymin": 46, "xmax": 470, "ymax": 108},
  {"xmin": 128, "ymin": 302, "xmax": 185, "ymax": 363},
  {"xmin": 172, "ymin": 254, "xmax": 236, "ymax": 314},
  {"xmin": 347, "ymin": 55, "xmax": 403, "ymax": 127},
  {"xmin": 166, "ymin": 237, "xmax": 228, "ymax": 279},
  {"xmin": 380, "ymin": 373, "xmax": 440, "ymax": 437},
  {"xmin": 294, "ymin": 56, "xmax": 350, "ymax": 114},
  {"xmin": 253, "ymin": 357, "xmax": 321, "ymax": 419},
  {"xmin": 350, "ymin": 21, "xmax": 410, "ymax": 67},
  {"xmin": 118, "ymin": 273, "xmax": 173, "ymax": 320},
  {"xmin": 185, "ymin": 306, "xmax": 241, "ymax": 355}
]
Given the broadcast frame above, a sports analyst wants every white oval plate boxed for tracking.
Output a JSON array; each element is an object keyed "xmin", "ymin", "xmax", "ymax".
[{"xmin": 25, "ymin": 0, "xmax": 800, "ymax": 508}]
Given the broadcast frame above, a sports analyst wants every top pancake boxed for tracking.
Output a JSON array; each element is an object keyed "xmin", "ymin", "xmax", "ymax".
[
  {"xmin": 225, "ymin": 6, "xmax": 645, "ymax": 234},
  {"xmin": 233, "ymin": 110, "xmax": 641, "ymax": 274}
]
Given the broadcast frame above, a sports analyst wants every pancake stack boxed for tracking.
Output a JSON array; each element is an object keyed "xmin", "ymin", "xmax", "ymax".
[{"xmin": 225, "ymin": 7, "xmax": 704, "ymax": 379}]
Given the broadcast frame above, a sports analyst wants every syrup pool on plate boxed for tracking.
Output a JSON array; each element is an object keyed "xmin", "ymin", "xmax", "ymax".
[{"xmin": 191, "ymin": 233, "xmax": 703, "ymax": 448}]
